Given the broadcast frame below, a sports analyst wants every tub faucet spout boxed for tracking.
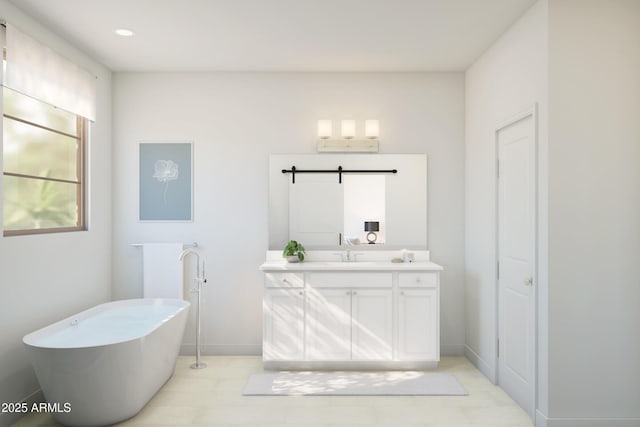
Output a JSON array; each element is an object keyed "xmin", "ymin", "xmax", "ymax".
[{"xmin": 179, "ymin": 248, "xmax": 200, "ymax": 277}]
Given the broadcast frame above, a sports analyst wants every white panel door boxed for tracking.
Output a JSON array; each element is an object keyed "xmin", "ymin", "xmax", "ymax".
[
  {"xmin": 306, "ymin": 288, "xmax": 352, "ymax": 360},
  {"xmin": 289, "ymin": 174, "xmax": 343, "ymax": 246},
  {"xmin": 397, "ymin": 289, "xmax": 438, "ymax": 360},
  {"xmin": 497, "ymin": 111, "xmax": 536, "ymax": 417},
  {"xmin": 263, "ymin": 289, "xmax": 305, "ymax": 360},
  {"xmin": 351, "ymin": 289, "xmax": 393, "ymax": 360}
]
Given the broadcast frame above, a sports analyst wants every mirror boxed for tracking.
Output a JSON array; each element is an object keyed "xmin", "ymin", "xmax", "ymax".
[{"xmin": 269, "ymin": 154, "xmax": 427, "ymax": 250}]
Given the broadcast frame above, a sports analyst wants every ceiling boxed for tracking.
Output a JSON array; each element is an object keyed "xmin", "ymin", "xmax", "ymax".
[{"xmin": 9, "ymin": 0, "xmax": 537, "ymax": 72}]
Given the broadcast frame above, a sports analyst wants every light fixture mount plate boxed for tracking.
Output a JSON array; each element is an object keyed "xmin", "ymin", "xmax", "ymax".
[{"xmin": 317, "ymin": 139, "xmax": 379, "ymax": 153}]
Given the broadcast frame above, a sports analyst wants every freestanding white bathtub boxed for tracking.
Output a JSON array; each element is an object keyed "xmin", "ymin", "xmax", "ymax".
[{"xmin": 23, "ymin": 298, "xmax": 190, "ymax": 427}]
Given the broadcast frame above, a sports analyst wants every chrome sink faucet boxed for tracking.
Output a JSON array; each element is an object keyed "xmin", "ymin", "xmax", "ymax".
[
  {"xmin": 345, "ymin": 249, "xmax": 354, "ymax": 262},
  {"xmin": 332, "ymin": 249, "xmax": 363, "ymax": 262}
]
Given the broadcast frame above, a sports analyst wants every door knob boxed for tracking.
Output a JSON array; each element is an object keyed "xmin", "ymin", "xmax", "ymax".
[{"xmin": 523, "ymin": 277, "xmax": 533, "ymax": 286}]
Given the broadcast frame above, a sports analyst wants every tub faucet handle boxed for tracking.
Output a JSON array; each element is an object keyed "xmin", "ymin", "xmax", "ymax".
[{"xmin": 201, "ymin": 260, "xmax": 207, "ymax": 284}]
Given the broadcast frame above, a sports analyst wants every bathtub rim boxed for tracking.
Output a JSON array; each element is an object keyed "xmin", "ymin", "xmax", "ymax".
[{"xmin": 22, "ymin": 298, "xmax": 190, "ymax": 350}]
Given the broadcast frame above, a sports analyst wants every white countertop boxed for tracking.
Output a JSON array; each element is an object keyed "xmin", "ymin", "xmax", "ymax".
[
  {"xmin": 261, "ymin": 250, "xmax": 443, "ymax": 271},
  {"xmin": 259, "ymin": 260, "xmax": 443, "ymax": 272}
]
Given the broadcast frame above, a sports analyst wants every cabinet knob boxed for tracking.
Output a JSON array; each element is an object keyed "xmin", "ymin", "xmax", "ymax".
[
  {"xmin": 346, "ymin": 291, "xmax": 351, "ymax": 295},
  {"xmin": 299, "ymin": 291, "xmax": 304, "ymax": 295},
  {"xmin": 352, "ymin": 291, "xmax": 357, "ymax": 295},
  {"xmin": 283, "ymin": 278, "xmax": 289, "ymax": 284},
  {"xmin": 523, "ymin": 277, "xmax": 533, "ymax": 286},
  {"xmin": 416, "ymin": 277, "xmax": 421, "ymax": 283},
  {"xmin": 400, "ymin": 291, "xmax": 405, "ymax": 296}
]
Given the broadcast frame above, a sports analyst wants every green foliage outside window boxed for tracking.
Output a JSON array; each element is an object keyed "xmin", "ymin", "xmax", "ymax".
[{"xmin": 2, "ymin": 87, "xmax": 85, "ymax": 235}]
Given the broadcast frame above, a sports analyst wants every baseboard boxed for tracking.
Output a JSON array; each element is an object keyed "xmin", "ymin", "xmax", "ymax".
[
  {"xmin": 536, "ymin": 417, "xmax": 640, "ymax": 427},
  {"xmin": 535, "ymin": 410, "xmax": 549, "ymax": 427},
  {"xmin": 181, "ymin": 345, "xmax": 466, "ymax": 358},
  {"xmin": 441, "ymin": 344, "xmax": 465, "ymax": 356},
  {"xmin": 181, "ymin": 344, "xmax": 465, "ymax": 358},
  {"xmin": 180, "ymin": 344, "xmax": 262, "ymax": 356},
  {"xmin": 464, "ymin": 345, "xmax": 496, "ymax": 383},
  {"xmin": 0, "ymin": 389, "xmax": 45, "ymax": 427},
  {"xmin": 536, "ymin": 411, "xmax": 640, "ymax": 427}
]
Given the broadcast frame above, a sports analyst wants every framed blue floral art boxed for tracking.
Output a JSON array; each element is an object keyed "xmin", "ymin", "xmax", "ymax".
[{"xmin": 139, "ymin": 141, "xmax": 193, "ymax": 221}]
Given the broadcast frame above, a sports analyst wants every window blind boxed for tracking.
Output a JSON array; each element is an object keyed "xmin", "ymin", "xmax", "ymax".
[{"xmin": 4, "ymin": 23, "xmax": 96, "ymax": 121}]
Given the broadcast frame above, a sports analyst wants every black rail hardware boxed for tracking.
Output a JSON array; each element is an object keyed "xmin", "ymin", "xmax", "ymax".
[{"xmin": 282, "ymin": 166, "xmax": 397, "ymax": 184}]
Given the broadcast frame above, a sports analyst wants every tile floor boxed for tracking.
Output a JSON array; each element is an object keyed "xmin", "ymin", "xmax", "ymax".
[{"xmin": 13, "ymin": 356, "xmax": 534, "ymax": 427}]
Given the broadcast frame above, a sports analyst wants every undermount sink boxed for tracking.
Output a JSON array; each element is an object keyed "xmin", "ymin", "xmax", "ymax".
[
  {"xmin": 313, "ymin": 261, "xmax": 384, "ymax": 265},
  {"xmin": 301, "ymin": 261, "xmax": 389, "ymax": 268}
]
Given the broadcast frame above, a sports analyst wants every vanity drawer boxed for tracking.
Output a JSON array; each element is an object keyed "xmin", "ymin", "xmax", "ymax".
[
  {"xmin": 265, "ymin": 273, "xmax": 304, "ymax": 288},
  {"xmin": 398, "ymin": 272, "xmax": 438, "ymax": 288},
  {"xmin": 308, "ymin": 272, "xmax": 392, "ymax": 288}
]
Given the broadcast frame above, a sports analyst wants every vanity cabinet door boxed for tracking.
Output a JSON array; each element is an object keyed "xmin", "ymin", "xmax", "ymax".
[
  {"xmin": 352, "ymin": 289, "xmax": 393, "ymax": 360},
  {"xmin": 306, "ymin": 289, "xmax": 352, "ymax": 360},
  {"xmin": 398, "ymin": 288, "xmax": 439, "ymax": 361},
  {"xmin": 264, "ymin": 289, "xmax": 305, "ymax": 360}
]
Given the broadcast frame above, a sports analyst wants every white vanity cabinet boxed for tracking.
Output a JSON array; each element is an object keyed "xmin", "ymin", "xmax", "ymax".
[
  {"xmin": 351, "ymin": 289, "xmax": 393, "ymax": 360},
  {"xmin": 398, "ymin": 280, "xmax": 439, "ymax": 360},
  {"xmin": 306, "ymin": 288, "xmax": 352, "ymax": 360},
  {"xmin": 306, "ymin": 272, "xmax": 393, "ymax": 361},
  {"xmin": 260, "ymin": 255, "xmax": 443, "ymax": 370},
  {"xmin": 306, "ymin": 287, "xmax": 393, "ymax": 361},
  {"xmin": 263, "ymin": 273, "xmax": 305, "ymax": 361}
]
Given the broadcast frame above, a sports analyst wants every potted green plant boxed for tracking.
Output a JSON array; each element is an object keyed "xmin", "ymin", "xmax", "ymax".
[{"xmin": 283, "ymin": 240, "xmax": 306, "ymax": 263}]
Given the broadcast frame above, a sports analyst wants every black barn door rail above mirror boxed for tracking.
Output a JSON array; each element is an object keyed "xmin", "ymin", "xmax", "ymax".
[{"xmin": 282, "ymin": 166, "xmax": 398, "ymax": 184}]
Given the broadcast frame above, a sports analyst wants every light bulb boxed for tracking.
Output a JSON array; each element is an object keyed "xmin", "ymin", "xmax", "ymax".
[
  {"xmin": 317, "ymin": 120, "xmax": 332, "ymax": 139},
  {"xmin": 341, "ymin": 120, "xmax": 356, "ymax": 139},
  {"xmin": 365, "ymin": 120, "xmax": 379, "ymax": 139}
]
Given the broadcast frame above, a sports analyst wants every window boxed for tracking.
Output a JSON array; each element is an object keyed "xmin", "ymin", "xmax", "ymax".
[
  {"xmin": 1, "ymin": 23, "xmax": 95, "ymax": 236},
  {"xmin": 2, "ymin": 87, "xmax": 87, "ymax": 235}
]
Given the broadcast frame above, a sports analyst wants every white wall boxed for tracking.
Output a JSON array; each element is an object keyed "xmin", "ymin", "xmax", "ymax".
[
  {"xmin": 0, "ymin": 2, "xmax": 112, "ymax": 426},
  {"xmin": 465, "ymin": 0, "xmax": 548, "ymax": 416},
  {"xmin": 112, "ymin": 72, "xmax": 466, "ymax": 356},
  {"xmin": 468, "ymin": 0, "xmax": 640, "ymax": 425},
  {"xmin": 547, "ymin": 0, "xmax": 640, "ymax": 423}
]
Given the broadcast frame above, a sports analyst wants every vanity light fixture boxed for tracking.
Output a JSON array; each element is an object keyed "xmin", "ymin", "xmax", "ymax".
[{"xmin": 316, "ymin": 119, "xmax": 380, "ymax": 153}]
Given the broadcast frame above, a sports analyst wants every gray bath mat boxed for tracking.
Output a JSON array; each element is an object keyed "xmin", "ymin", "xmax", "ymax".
[{"xmin": 243, "ymin": 371, "xmax": 467, "ymax": 396}]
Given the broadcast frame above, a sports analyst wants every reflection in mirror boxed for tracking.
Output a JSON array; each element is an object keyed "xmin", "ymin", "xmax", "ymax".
[
  {"xmin": 269, "ymin": 154, "xmax": 427, "ymax": 250},
  {"xmin": 343, "ymin": 175, "xmax": 385, "ymax": 245},
  {"xmin": 289, "ymin": 174, "xmax": 343, "ymax": 246}
]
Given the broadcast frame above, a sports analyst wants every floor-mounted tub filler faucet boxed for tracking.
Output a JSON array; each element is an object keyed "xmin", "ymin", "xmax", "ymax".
[{"xmin": 179, "ymin": 248, "xmax": 207, "ymax": 369}]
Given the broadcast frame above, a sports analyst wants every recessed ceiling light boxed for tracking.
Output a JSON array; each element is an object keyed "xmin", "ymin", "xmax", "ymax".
[{"xmin": 114, "ymin": 28, "xmax": 135, "ymax": 37}]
